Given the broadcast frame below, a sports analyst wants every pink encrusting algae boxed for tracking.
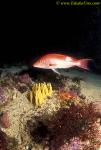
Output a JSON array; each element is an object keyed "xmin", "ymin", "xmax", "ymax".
[{"xmin": 0, "ymin": 111, "xmax": 10, "ymax": 128}]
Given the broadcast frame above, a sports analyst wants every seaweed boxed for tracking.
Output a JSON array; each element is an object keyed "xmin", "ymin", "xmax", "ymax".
[
  {"xmin": 49, "ymin": 102, "xmax": 101, "ymax": 150},
  {"xmin": 26, "ymin": 101, "xmax": 101, "ymax": 150}
]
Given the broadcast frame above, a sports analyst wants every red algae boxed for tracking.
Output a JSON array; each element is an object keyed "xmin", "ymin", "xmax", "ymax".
[
  {"xmin": 49, "ymin": 102, "xmax": 101, "ymax": 150},
  {"xmin": 58, "ymin": 89, "xmax": 78, "ymax": 101}
]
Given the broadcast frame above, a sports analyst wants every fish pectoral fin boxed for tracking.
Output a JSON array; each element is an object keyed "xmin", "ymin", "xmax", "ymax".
[
  {"xmin": 52, "ymin": 69, "xmax": 60, "ymax": 75},
  {"xmin": 49, "ymin": 63, "xmax": 56, "ymax": 67}
]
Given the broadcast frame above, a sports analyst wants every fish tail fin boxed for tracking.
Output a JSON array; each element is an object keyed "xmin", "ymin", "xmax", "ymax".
[{"xmin": 77, "ymin": 59, "xmax": 92, "ymax": 70}]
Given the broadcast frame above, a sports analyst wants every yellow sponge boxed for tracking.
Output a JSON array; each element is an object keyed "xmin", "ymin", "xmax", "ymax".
[{"xmin": 28, "ymin": 82, "xmax": 53, "ymax": 107}]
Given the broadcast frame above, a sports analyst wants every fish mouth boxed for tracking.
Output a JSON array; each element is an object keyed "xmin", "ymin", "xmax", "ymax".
[
  {"xmin": 32, "ymin": 63, "xmax": 37, "ymax": 67},
  {"xmin": 32, "ymin": 64, "xmax": 35, "ymax": 67}
]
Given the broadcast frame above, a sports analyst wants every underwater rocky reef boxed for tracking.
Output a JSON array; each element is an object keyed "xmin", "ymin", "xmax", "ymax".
[{"xmin": 0, "ymin": 69, "xmax": 101, "ymax": 150}]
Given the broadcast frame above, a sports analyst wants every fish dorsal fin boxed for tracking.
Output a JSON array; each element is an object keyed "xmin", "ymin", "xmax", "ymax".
[{"xmin": 65, "ymin": 57, "xmax": 72, "ymax": 62}]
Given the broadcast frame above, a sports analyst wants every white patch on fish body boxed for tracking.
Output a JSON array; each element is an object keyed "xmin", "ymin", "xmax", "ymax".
[
  {"xmin": 49, "ymin": 58, "xmax": 75, "ymax": 69},
  {"xmin": 65, "ymin": 56, "xmax": 73, "ymax": 62},
  {"xmin": 98, "ymin": 145, "xmax": 101, "ymax": 150}
]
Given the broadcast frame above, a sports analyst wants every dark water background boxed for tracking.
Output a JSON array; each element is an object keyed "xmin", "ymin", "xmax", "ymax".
[{"xmin": 1, "ymin": 2, "xmax": 101, "ymax": 73}]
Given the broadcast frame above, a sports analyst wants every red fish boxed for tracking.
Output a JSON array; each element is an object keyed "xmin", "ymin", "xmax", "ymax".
[{"xmin": 32, "ymin": 53, "xmax": 92, "ymax": 74}]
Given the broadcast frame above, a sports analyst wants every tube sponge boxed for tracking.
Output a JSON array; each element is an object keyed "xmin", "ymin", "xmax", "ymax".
[{"xmin": 28, "ymin": 82, "xmax": 53, "ymax": 107}]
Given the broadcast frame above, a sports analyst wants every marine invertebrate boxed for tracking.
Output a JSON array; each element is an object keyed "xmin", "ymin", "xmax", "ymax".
[
  {"xmin": 59, "ymin": 137, "xmax": 82, "ymax": 150},
  {"xmin": 18, "ymin": 73, "xmax": 32, "ymax": 85},
  {"xmin": 28, "ymin": 82, "xmax": 53, "ymax": 107}
]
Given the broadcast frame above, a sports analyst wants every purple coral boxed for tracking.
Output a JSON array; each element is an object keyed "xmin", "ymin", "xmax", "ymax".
[
  {"xmin": 68, "ymin": 137, "xmax": 82, "ymax": 150},
  {"xmin": 19, "ymin": 74, "xmax": 32, "ymax": 85},
  {"xmin": 60, "ymin": 137, "xmax": 82, "ymax": 150}
]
